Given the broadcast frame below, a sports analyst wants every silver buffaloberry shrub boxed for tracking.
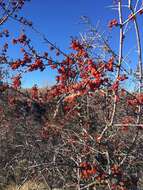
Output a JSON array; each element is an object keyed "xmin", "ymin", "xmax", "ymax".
[{"xmin": 0, "ymin": 0, "xmax": 143, "ymax": 190}]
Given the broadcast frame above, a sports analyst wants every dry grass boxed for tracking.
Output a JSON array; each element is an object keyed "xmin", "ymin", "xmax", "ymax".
[{"xmin": 5, "ymin": 181, "xmax": 48, "ymax": 190}]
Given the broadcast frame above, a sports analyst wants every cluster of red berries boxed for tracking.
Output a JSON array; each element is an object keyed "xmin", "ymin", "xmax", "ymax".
[
  {"xmin": 12, "ymin": 75, "xmax": 21, "ymax": 89},
  {"xmin": 28, "ymin": 58, "xmax": 45, "ymax": 72},
  {"xmin": 105, "ymin": 57, "xmax": 114, "ymax": 72},
  {"xmin": 127, "ymin": 93, "xmax": 143, "ymax": 106},
  {"xmin": 12, "ymin": 34, "xmax": 27, "ymax": 44},
  {"xmin": 80, "ymin": 162, "xmax": 97, "ymax": 179},
  {"xmin": 108, "ymin": 19, "xmax": 118, "ymax": 28}
]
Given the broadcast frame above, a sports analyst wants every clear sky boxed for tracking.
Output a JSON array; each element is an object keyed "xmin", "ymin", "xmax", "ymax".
[{"xmin": 3, "ymin": 0, "xmax": 143, "ymax": 89}]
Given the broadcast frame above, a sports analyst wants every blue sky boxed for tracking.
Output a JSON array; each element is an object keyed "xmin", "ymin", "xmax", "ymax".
[{"xmin": 2, "ymin": 0, "xmax": 143, "ymax": 89}]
